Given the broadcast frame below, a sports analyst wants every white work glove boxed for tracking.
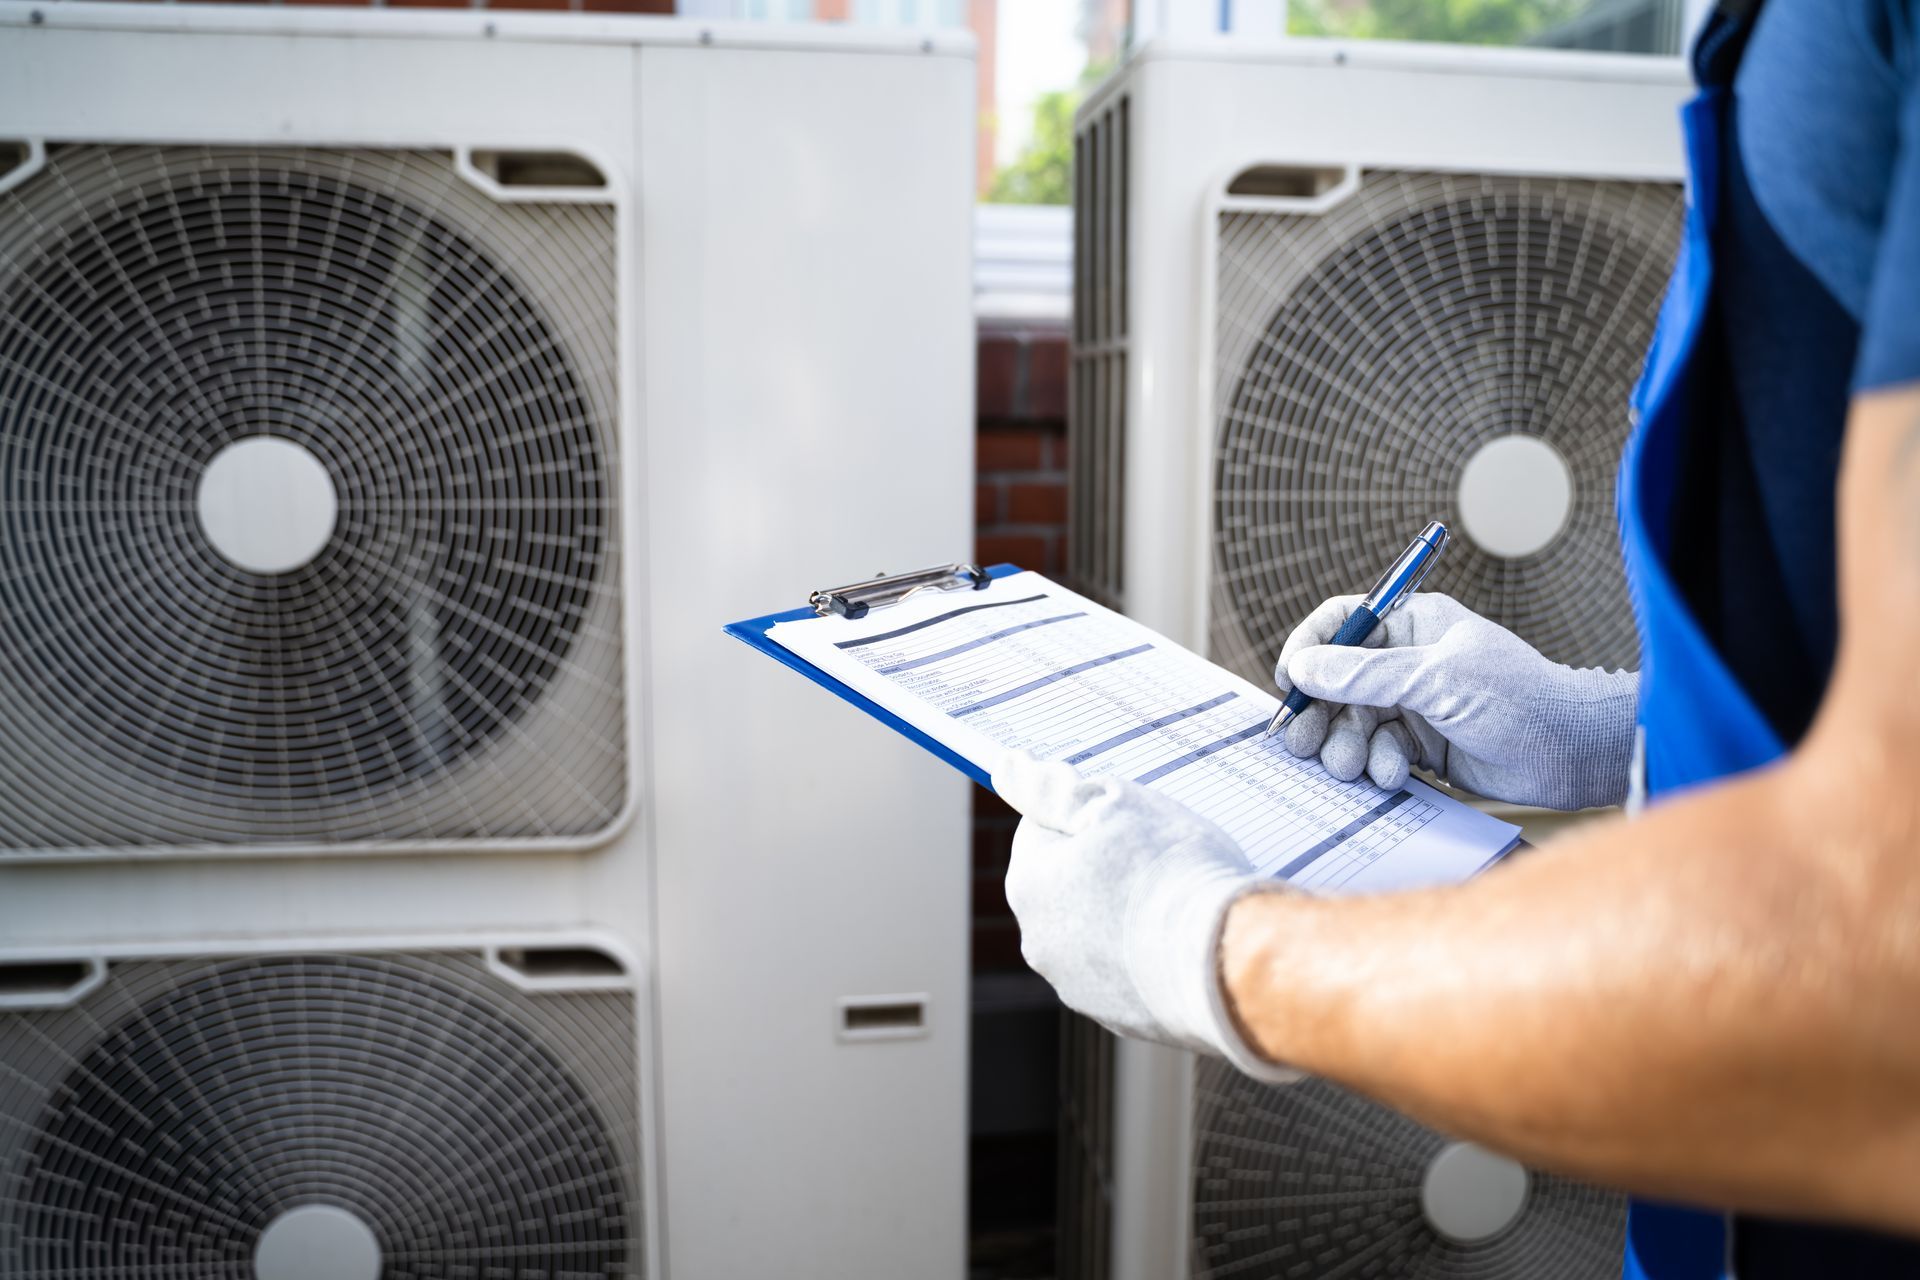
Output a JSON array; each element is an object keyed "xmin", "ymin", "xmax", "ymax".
[
  {"xmin": 993, "ymin": 752, "xmax": 1300, "ymax": 1083},
  {"xmin": 1274, "ymin": 593, "xmax": 1637, "ymax": 811}
]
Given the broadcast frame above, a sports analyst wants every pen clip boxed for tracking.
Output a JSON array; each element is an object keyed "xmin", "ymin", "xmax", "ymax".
[
  {"xmin": 1402, "ymin": 550, "xmax": 1442, "ymax": 603},
  {"xmin": 1403, "ymin": 520, "xmax": 1449, "ymax": 602},
  {"xmin": 1364, "ymin": 521, "xmax": 1449, "ymax": 615}
]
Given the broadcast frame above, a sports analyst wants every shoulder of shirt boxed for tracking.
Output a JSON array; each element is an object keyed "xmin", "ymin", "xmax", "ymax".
[{"xmin": 1739, "ymin": 0, "xmax": 1906, "ymax": 87}]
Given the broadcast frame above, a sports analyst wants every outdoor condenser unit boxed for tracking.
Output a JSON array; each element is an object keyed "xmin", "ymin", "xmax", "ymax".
[
  {"xmin": 0, "ymin": 5, "xmax": 975, "ymax": 1277},
  {"xmin": 1065, "ymin": 37, "xmax": 1689, "ymax": 1280}
]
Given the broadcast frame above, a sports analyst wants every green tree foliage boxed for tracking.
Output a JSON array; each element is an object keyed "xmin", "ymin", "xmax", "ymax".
[
  {"xmin": 988, "ymin": 85, "xmax": 1077, "ymax": 206},
  {"xmin": 1290, "ymin": 0, "xmax": 1585, "ymax": 45}
]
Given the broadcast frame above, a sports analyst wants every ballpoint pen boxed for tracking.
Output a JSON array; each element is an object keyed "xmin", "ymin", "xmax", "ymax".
[{"xmin": 1264, "ymin": 520, "xmax": 1451, "ymax": 739}]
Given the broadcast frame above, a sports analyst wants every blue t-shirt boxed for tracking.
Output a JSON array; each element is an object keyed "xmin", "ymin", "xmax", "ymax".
[
  {"xmin": 1740, "ymin": 0, "xmax": 1920, "ymax": 390},
  {"xmin": 1673, "ymin": 0, "xmax": 1920, "ymax": 744},
  {"xmin": 1676, "ymin": 2, "xmax": 1920, "ymax": 1272}
]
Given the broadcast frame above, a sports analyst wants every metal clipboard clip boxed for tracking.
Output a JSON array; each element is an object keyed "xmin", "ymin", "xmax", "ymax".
[{"xmin": 809, "ymin": 563, "xmax": 991, "ymax": 620}]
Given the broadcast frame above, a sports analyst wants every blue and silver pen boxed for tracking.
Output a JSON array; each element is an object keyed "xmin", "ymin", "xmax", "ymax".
[{"xmin": 1263, "ymin": 520, "xmax": 1451, "ymax": 739}]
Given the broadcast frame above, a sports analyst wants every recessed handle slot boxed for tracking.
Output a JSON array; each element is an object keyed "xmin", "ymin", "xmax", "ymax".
[
  {"xmin": 1220, "ymin": 162, "xmax": 1362, "ymax": 216},
  {"xmin": 0, "ymin": 139, "xmax": 47, "ymax": 198},
  {"xmin": 453, "ymin": 148, "xmax": 613, "ymax": 205},
  {"xmin": 1227, "ymin": 164, "xmax": 1350, "ymax": 199},
  {"xmin": 0, "ymin": 957, "xmax": 106, "ymax": 1009},
  {"xmin": 837, "ymin": 994, "xmax": 930, "ymax": 1042},
  {"xmin": 495, "ymin": 946, "xmax": 626, "ymax": 980},
  {"xmin": 846, "ymin": 1002, "xmax": 923, "ymax": 1031},
  {"xmin": 468, "ymin": 149, "xmax": 606, "ymax": 189},
  {"xmin": 486, "ymin": 943, "xmax": 633, "ymax": 993}
]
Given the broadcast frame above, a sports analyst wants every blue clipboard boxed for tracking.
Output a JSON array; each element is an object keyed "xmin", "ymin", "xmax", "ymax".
[{"xmin": 723, "ymin": 563, "xmax": 1022, "ymax": 790}]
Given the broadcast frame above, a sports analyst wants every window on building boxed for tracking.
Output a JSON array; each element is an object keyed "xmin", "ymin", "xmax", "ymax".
[
  {"xmin": 1289, "ymin": 0, "xmax": 1692, "ymax": 56},
  {"xmin": 848, "ymin": 0, "xmax": 968, "ymax": 25},
  {"xmin": 737, "ymin": 0, "xmax": 815, "ymax": 19}
]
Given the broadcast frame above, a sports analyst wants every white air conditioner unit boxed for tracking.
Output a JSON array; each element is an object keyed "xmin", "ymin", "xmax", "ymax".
[
  {"xmin": 1065, "ymin": 38, "xmax": 1689, "ymax": 1280},
  {"xmin": 0, "ymin": 935, "xmax": 648, "ymax": 1277},
  {"xmin": 0, "ymin": 6, "xmax": 975, "ymax": 1277}
]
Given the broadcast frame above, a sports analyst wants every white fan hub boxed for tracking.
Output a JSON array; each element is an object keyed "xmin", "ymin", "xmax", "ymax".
[
  {"xmin": 196, "ymin": 436, "xmax": 339, "ymax": 574},
  {"xmin": 1457, "ymin": 435, "xmax": 1574, "ymax": 559},
  {"xmin": 1421, "ymin": 1140, "xmax": 1530, "ymax": 1243},
  {"xmin": 253, "ymin": 1204, "xmax": 382, "ymax": 1280}
]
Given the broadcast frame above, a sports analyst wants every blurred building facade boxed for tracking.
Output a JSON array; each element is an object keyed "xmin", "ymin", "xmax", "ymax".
[{"xmin": 1081, "ymin": 0, "xmax": 1129, "ymax": 66}]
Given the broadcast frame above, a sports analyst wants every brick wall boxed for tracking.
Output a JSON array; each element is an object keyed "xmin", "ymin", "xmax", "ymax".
[
  {"xmin": 975, "ymin": 330, "xmax": 1070, "ymax": 577},
  {"xmin": 973, "ymin": 329, "xmax": 1070, "ymax": 974}
]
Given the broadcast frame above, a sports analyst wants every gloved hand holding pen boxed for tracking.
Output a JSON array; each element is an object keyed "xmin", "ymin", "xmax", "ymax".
[{"xmin": 1274, "ymin": 593, "xmax": 1639, "ymax": 811}]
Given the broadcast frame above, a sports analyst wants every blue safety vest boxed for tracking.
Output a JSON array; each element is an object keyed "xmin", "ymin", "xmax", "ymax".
[{"xmin": 1615, "ymin": 3, "xmax": 1780, "ymax": 1276}]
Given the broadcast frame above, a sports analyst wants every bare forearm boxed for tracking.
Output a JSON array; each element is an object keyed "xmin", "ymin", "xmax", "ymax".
[{"xmin": 1220, "ymin": 757, "xmax": 1920, "ymax": 1231}]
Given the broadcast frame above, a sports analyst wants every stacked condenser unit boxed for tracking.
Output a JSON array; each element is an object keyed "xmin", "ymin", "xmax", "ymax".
[
  {"xmin": 1065, "ymin": 35, "xmax": 1690, "ymax": 1280},
  {"xmin": 0, "ymin": 5, "xmax": 975, "ymax": 1278}
]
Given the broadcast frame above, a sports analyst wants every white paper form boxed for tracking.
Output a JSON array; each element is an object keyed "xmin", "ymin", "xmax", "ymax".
[{"xmin": 768, "ymin": 571, "xmax": 1519, "ymax": 895}]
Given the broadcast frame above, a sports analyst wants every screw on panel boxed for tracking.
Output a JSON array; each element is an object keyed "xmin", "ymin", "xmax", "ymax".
[
  {"xmin": 699, "ymin": 28, "xmax": 714, "ymax": 44},
  {"xmin": 921, "ymin": 38, "xmax": 934, "ymax": 53},
  {"xmin": 483, "ymin": 21, "xmax": 498, "ymax": 37},
  {"xmin": 29, "ymin": 9, "xmax": 45, "ymax": 23}
]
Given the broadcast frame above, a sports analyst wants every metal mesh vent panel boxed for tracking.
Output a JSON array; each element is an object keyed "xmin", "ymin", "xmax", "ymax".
[
  {"xmin": 0, "ymin": 950, "xmax": 642, "ymax": 1278},
  {"xmin": 1191, "ymin": 1063, "xmax": 1624, "ymax": 1279},
  {"xmin": 1069, "ymin": 95, "xmax": 1128, "ymax": 606},
  {"xmin": 1210, "ymin": 172, "xmax": 1680, "ymax": 683},
  {"xmin": 0, "ymin": 146, "xmax": 625, "ymax": 852}
]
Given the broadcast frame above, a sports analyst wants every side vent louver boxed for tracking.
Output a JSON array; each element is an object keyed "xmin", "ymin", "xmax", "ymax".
[
  {"xmin": 1068, "ymin": 95, "xmax": 1129, "ymax": 608},
  {"xmin": 1054, "ymin": 1012, "xmax": 1116, "ymax": 1280}
]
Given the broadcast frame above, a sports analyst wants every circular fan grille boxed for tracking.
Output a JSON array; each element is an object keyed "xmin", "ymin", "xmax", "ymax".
[
  {"xmin": 0, "ymin": 953, "xmax": 640, "ymax": 1278},
  {"xmin": 1191, "ymin": 1062, "xmax": 1624, "ymax": 1279},
  {"xmin": 0, "ymin": 147, "xmax": 625, "ymax": 849},
  {"xmin": 1209, "ymin": 172, "xmax": 1681, "ymax": 683}
]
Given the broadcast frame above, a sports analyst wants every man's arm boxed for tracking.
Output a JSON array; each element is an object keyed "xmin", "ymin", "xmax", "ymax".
[{"xmin": 1221, "ymin": 384, "xmax": 1920, "ymax": 1234}]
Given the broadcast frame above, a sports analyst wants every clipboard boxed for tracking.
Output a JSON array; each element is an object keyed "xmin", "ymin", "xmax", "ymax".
[
  {"xmin": 727, "ymin": 560, "xmax": 1528, "ymax": 879},
  {"xmin": 723, "ymin": 562, "xmax": 1018, "ymax": 789}
]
